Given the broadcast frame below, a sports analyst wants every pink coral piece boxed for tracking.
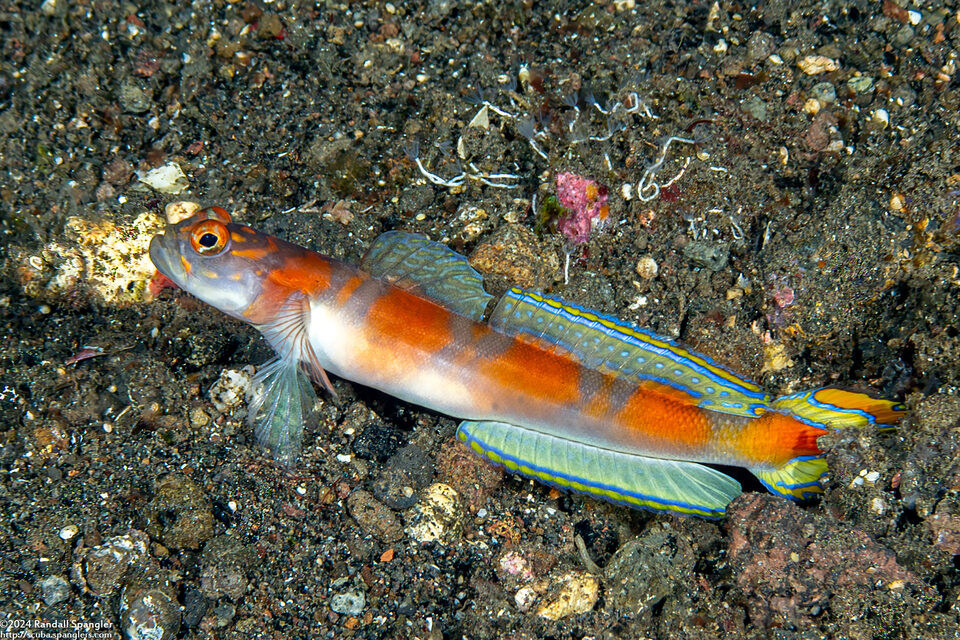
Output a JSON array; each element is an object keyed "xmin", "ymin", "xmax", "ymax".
[{"xmin": 555, "ymin": 172, "xmax": 609, "ymax": 245}]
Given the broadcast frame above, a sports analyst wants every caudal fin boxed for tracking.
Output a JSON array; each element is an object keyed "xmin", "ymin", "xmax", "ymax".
[
  {"xmin": 753, "ymin": 456, "xmax": 829, "ymax": 501},
  {"xmin": 752, "ymin": 387, "xmax": 904, "ymax": 501},
  {"xmin": 771, "ymin": 387, "xmax": 905, "ymax": 431}
]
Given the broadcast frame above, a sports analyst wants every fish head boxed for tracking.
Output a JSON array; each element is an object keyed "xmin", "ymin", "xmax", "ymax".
[{"xmin": 149, "ymin": 206, "xmax": 278, "ymax": 319}]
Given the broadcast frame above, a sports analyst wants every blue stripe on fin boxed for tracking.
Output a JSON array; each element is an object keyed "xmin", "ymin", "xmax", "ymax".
[
  {"xmin": 457, "ymin": 420, "xmax": 741, "ymax": 518},
  {"xmin": 772, "ymin": 388, "xmax": 904, "ymax": 432},
  {"xmin": 752, "ymin": 456, "xmax": 828, "ymax": 501},
  {"xmin": 361, "ymin": 231, "xmax": 493, "ymax": 321},
  {"xmin": 489, "ymin": 288, "xmax": 771, "ymax": 418}
]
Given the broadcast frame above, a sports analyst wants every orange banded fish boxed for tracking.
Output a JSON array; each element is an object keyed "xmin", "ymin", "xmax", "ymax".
[{"xmin": 149, "ymin": 206, "xmax": 904, "ymax": 518}]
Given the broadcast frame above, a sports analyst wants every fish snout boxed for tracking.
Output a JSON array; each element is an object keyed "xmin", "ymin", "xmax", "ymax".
[{"xmin": 149, "ymin": 230, "xmax": 184, "ymax": 283}]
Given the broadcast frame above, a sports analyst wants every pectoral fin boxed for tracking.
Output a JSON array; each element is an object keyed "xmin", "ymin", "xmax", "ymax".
[{"xmin": 246, "ymin": 355, "xmax": 317, "ymax": 466}]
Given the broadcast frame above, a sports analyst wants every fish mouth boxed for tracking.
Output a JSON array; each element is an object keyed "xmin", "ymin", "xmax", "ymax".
[{"xmin": 148, "ymin": 230, "xmax": 185, "ymax": 285}]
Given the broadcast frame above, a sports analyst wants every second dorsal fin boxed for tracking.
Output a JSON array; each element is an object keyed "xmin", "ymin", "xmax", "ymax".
[
  {"xmin": 489, "ymin": 288, "xmax": 771, "ymax": 418},
  {"xmin": 361, "ymin": 231, "xmax": 493, "ymax": 321}
]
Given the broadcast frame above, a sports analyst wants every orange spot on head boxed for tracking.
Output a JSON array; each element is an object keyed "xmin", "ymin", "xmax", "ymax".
[
  {"xmin": 232, "ymin": 245, "xmax": 273, "ymax": 260},
  {"xmin": 230, "ymin": 232, "xmax": 247, "ymax": 243},
  {"xmin": 180, "ymin": 255, "xmax": 192, "ymax": 273}
]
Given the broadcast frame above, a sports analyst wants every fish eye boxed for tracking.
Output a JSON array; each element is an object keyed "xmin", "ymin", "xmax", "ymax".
[{"xmin": 190, "ymin": 220, "xmax": 229, "ymax": 256}]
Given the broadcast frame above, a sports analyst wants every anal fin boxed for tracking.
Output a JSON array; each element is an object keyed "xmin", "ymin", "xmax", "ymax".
[{"xmin": 457, "ymin": 420, "xmax": 741, "ymax": 518}]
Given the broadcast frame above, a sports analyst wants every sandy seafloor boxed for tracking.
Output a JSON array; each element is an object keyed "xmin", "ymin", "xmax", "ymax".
[{"xmin": 2, "ymin": 1, "xmax": 960, "ymax": 638}]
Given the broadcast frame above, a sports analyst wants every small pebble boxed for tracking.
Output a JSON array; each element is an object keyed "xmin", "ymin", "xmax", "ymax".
[
  {"xmin": 889, "ymin": 193, "xmax": 905, "ymax": 211},
  {"xmin": 73, "ymin": 531, "xmax": 151, "ymax": 597},
  {"xmin": 40, "ymin": 575, "xmax": 71, "ymax": 605},
  {"xmin": 136, "ymin": 162, "xmax": 189, "ymax": 195},
  {"xmin": 405, "ymin": 483, "xmax": 461, "ymax": 544},
  {"xmin": 635, "ymin": 256, "xmax": 658, "ymax": 279},
  {"xmin": 741, "ymin": 96, "xmax": 768, "ymax": 121},
  {"xmin": 120, "ymin": 585, "xmax": 181, "ymax": 640},
  {"xmin": 811, "ymin": 81, "xmax": 836, "ymax": 104},
  {"xmin": 536, "ymin": 571, "xmax": 599, "ymax": 620},
  {"xmin": 212, "ymin": 603, "xmax": 236, "ymax": 628},
  {"xmin": 208, "ymin": 368, "xmax": 253, "ymax": 411},
  {"xmin": 683, "ymin": 240, "xmax": 730, "ymax": 272},
  {"xmin": 330, "ymin": 590, "xmax": 365, "ymax": 616},
  {"xmin": 59, "ymin": 524, "xmax": 79, "ymax": 540},
  {"xmin": 803, "ymin": 98, "xmax": 821, "ymax": 115},
  {"xmin": 872, "ymin": 109, "xmax": 890, "ymax": 130},
  {"xmin": 797, "ymin": 55, "xmax": 839, "ymax": 75},
  {"xmin": 515, "ymin": 585, "xmax": 539, "ymax": 611},
  {"xmin": 347, "ymin": 490, "xmax": 404, "ymax": 542},
  {"xmin": 847, "ymin": 76, "xmax": 874, "ymax": 94}
]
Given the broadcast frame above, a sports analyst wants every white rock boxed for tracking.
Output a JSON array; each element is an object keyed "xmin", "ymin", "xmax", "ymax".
[
  {"xmin": 635, "ymin": 255, "xmax": 658, "ymax": 279},
  {"xmin": 405, "ymin": 483, "xmax": 461, "ymax": 544},
  {"xmin": 468, "ymin": 105, "xmax": 490, "ymax": 130},
  {"xmin": 136, "ymin": 162, "xmax": 189, "ymax": 194},
  {"xmin": 59, "ymin": 524, "xmax": 79, "ymax": 540},
  {"xmin": 209, "ymin": 368, "xmax": 254, "ymax": 411},
  {"xmin": 536, "ymin": 571, "xmax": 599, "ymax": 620}
]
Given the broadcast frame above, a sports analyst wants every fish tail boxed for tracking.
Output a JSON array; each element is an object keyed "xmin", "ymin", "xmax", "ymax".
[
  {"xmin": 753, "ymin": 456, "xmax": 829, "ymax": 501},
  {"xmin": 246, "ymin": 355, "xmax": 317, "ymax": 466},
  {"xmin": 771, "ymin": 387, "xmax": 905, "ymax": 432},
  {"xmin": 751, "ymin": 387, "xmax": 904, "ymax": 501}
]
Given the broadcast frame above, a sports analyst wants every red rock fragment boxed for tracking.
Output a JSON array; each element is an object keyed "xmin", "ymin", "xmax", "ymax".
[
  {"xmin": 882, "ymin": 0, "xmax": 910, "ymax": 23},
  {"xmin": 927, "ymin": 512, "xmax": 960, "ymax": 555},
  {"xmin": 725, "ymin": 494, "xmax": 933, "ymax": 630},
  {"xmin": 435, "ymin": 436, "xmax": 502, "ymax": 512},
  {"xmin": 804, "ymin": 110, "xmax": 838, "ymax": 152}
]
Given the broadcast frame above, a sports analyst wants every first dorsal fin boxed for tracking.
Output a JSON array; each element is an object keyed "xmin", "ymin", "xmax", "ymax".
[
  {"xmin": 489, "ymin": 288, "xmax": 771, "ymax": 418},
  {"xmin": 361, "ymin": 231, "xmax": 493, "ymax": 321}
]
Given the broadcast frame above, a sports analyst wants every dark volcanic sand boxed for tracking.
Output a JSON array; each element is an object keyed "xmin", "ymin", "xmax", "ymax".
[{"xmin": 2, "ymin": 2, "xmax": 959, "ymax": 638}]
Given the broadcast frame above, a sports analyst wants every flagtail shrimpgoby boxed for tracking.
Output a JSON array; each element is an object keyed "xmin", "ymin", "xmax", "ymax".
[{"xmin": 148, "ymin": 206, "xmax": 905, "ymax": 518}]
